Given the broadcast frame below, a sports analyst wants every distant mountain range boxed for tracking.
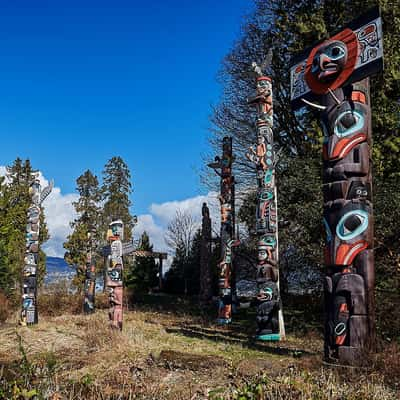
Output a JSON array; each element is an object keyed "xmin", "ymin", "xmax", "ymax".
[
  {"xmin": 45, "ymin": 257, "xmax": 104, "ymax": 291},
  {"xmin": 45, "ymin": 256, "xmax": 75, "ymax": 285},
  {"xmin": 46, "ymin": 256, "xmax": 71, "ymax": 273}
]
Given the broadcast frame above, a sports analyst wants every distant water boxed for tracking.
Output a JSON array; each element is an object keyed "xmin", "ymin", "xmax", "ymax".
[{"xmin": 45, "ymin": 257, "xmax": 104, "ymax": 291}]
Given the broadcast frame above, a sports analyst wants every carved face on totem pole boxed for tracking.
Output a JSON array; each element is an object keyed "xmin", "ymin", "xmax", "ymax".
[
  {"xmin": 108, "ymin": 220, "xmax": 124, "ymax": 241},
  {"xmin": 310, "ymin": 41, "xmax": 348, "ymax": 83},
  {"xmin": 257, "ymin": 236, "xmax": 277, "ymax": 281},
  {"xmin": 29, "ymin": 179, "xmax": 41, "ymax": 203},
  {"xmin": 256, "ymin": 77, "xmax": 272, "ymax": 97},
  {"xmin": 220, "ymin": 203, "xmax": 232, "ymax": 224},
  {"xmin": 305, "ymin": 29, "xmax": 358, "ymax": 95}
]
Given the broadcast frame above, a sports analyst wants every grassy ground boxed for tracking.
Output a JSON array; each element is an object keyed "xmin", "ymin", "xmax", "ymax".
[{"xmin": 0, "ymin": 293, "xmax": 399, "ymax": 399}]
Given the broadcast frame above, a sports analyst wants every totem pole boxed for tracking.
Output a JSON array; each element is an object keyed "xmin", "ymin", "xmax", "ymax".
[
  {"xmin": 106, "ymin": 220, "xmax": 124, "ymax": 330},
  {"xmin": 21, "ymin": 178, "xmax": 53, "ymax": 326},
  {"xmin": 200, "ymin": 202, "xmax": 213, "ymax": 304},
  {"xmin": 83, "ymin": 228, "xmax": 96, "ymax": 314},
  {"xmin": 246, "ymin": 62, "xmax": 285, "ymax": 341},
  {"xmin": 208, "ymin": 137, "xmax": 238, "ymax": 324},
  {"xmin": 290, "ymin": 8, "xmax": 383, "ymax": 364}
]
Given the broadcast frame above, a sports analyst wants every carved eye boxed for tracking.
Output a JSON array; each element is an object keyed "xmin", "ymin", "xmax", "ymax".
[
  {"xmin": 334, "ymin": 110, "xmax": 364, "ymax": 137},
  {"xmin": 336, "ymin": 210, "xmax": 369, "ymax": 240},
  {"xmin": 329, "ymin": 45, "xmax": 346, "ymax": 60},
  {"xmin": 335, "ymin": 322, "xmax": 347, "ymax": 336}
]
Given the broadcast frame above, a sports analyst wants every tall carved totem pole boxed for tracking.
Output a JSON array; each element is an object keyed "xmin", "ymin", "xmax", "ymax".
[
  {"xmin": 83, "ymin": 228, "xmax": 96, "ymax": 314},
  {"xmin": 21, "ymin": 178, "xmax": 53, "ymax": 325},
  {"xmin": 290, "ymin": 8, "xmax": 383, "ymax": 364},
  {"xmin": 106, "ymin": 220, "xmax": 124, "ymax": 330},
  {"xmin": 200, "ymin": 202, "xmax": 213, "ymax": 304},
  {"xmin": 208, "ymin": 137, "xmax": 237, "ymax": 324},
  {"xmin": 246, "ymin": 63, "xmax": 285, "ymax": 341}
]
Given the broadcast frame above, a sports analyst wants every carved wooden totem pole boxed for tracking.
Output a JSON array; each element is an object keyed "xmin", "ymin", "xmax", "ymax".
[
  {"xmin": 83, "ymin": 228, "xmax": 96, "ymax": 314},
  {"xmin": 200, "ymin": 202, "xmax": 213, "ymax": 304},
  {"xmin": 21, "ymin": 178, "xmax": 53, "ymax": 325},
  {"xmin": 208, "ymin": 137, "xmax": 237, "ymax": 324},
  {"xmin": 106, "ymin": 220, "xmax": 124, "ymax": 330},
  {"xmin": 290, "ymin": 8, "xmax": 383, "ymax": 364},
  {"xmin": 246, "ymin": 63, "xmax": 285, "ymax": 341}
]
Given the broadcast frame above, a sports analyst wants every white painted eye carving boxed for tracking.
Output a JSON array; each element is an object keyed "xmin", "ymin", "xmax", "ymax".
[{"xmin": 335, "ymin": 322, "xmax": 347, "ymax": 336}]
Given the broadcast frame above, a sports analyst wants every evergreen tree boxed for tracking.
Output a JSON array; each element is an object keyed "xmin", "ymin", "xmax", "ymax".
[
  {"xmin": 185, "ymin": 229, "xmax": 201, "ymax": 295},
  {"xmin": 0, "ymin": 174, "xmax": 13, "ymax": 293},
  {"xmin": 0, "ymin": 158, "xmax": 49, "ymax": 291},
  {"xmin": 164, "ymin": 242, "xmax": 186, "ymax": 295},
  {"xmin": 64, "ymin": 170, "xmax": 101, "ymax": 289},
  {"xmin": 101, "ymin": 156, "xmax": 134, "ymax": 241},
  {"xmin": 164, "ymin": 229, "xmax": 201, "ymax": 295},
  {"xmin": 125, "ymin": 231, "xmax": 158, "ymax": 294}
]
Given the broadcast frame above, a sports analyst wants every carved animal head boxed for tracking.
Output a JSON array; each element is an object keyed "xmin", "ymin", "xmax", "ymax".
[
  {"xmin": 311, "ymin": 40, "xmax": 348, "ymax": 83},
  {"xmin": 256, "ymin": 77, "xmax": 272, "ymax": 96}
]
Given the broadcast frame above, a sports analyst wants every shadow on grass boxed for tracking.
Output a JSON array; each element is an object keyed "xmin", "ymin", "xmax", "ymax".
[
  {"xmin": 131, "ymin": 293, "xmax": 321, "ymax": 358},
  {"xmin": 165, "ymin": 324, "xmax": 315, "ymax": 358}
]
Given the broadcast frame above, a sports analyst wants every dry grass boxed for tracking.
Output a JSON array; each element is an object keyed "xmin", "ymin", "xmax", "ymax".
[
  {"xmin": 36, "ymin": 281, "xmax": 109, "ymax": 318},
  {"xmin": 0, "ymin": 295, "xmax": 399, "ymax": 399},
  {"xmin": 0, "ymin": 291, "xmax": 10, "ymax": 323}
]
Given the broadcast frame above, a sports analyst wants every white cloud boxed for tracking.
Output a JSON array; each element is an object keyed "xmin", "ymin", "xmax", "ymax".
[
  {"xmin": 41, "ymin": 188, "xmax": 78, "ymax": 257},
  {"xmin": 135, "ymin": 191, "xmax": 220, "ymax": 253},
  {"xmin": 133, "ymin": 213, "xmax": 167, "ymax": 252},
  {"xmin": 149, "ymin": 191, "xmax": 220, "ymax": 227},
  {"xmin": 133, "ymin": 191, "xmax": 221, "ymax": 271}
]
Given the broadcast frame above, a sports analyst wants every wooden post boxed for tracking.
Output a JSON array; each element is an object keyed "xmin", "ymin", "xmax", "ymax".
[
  {"xmin": 247, "ymin": 64, "xmax": 285, "ymax": 341},
  {"xmin": 84, "ymin": 229, "xmax": 96, "ymax": 314},
  {"xmin": 21, "ymin": 178, "xmax": 52, "ymax": 326},
  {"xmin": 158, "ymin": 257, "xmax": 163, "ymax": 291},
  {"xmin": 106, "ymin": 220, "xmax": 124, "ymax": 330},
  {"xmin": 290, "ymin": 8, "xmax": 383, "ymax": 364},
  {"xmin": 200, "ymin": 202, "xmax": 213, "ymax": 304},
  {"xmin": 208, "ymin": 137, "xmax": 237, "ymax": 324}
]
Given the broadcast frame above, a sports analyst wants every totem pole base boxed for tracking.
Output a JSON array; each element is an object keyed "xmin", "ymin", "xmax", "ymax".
[
  {"xmin": 323, "ymin": 347, "xmax": 372, "ymax": 368},
  {"xmin": 256, "ymin": 333, "xmax": 280, "ymax": 342},
  {"xmin": 217, "ymin": 318, "xmax": 232, "ymax": 325}
]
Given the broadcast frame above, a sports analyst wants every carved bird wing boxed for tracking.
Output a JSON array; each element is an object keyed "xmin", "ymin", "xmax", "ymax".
[
  {"xmin": 251, "ymin": 49, "xmax": 273, "ymax": 77},
  {"xmin": 40, "ymin": 179, "xmax": 54, "ymax": 204},
  {"xmin": 260, "ymin": 49, "xmax": 273, "ymax": 73}
]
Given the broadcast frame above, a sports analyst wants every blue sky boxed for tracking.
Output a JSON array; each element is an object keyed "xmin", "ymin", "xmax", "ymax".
[{"xmin": 0, "ymin": 0, "xmax": 251, "ymax": 216}]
